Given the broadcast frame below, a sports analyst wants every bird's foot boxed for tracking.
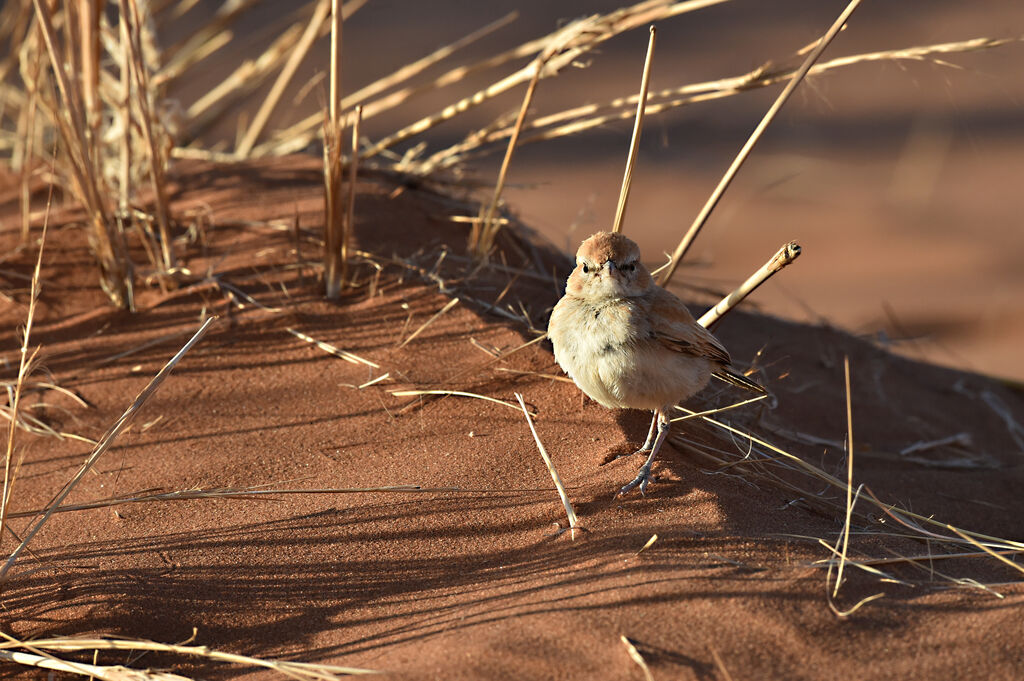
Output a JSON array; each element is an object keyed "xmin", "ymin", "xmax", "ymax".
[
  {"xmin": 614, "ymin": 445, "xmax": 651, "ymax": 461},
  {"xmin": 617, "ymin": 462, "xmax": 654, "ymax": 497}
]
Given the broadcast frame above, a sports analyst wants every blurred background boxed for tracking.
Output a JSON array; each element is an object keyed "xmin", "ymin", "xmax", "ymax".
[{"xmin": 165, "ymin": 0, "xmax": 1024, "ymax": 380}]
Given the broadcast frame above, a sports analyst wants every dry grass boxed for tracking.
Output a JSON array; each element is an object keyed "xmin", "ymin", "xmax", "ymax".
[
  {"xmin": 0, "ymin": 631, "xmax": 376, "ymax": 679},
  {"xmin": 418, "ymin": 38, "xmax": 1021, "ymax": 174},
  {"xmin": 621, "ymin": 636, "xmax": 655, "ymax": 681},
  {"xmin": 0, "ymin": 0, "xmax": 1022, "ymax": 673},
  {"xmin": 659, "ymin": 0, "xmax": 863, "ymax": 287},
  {"xmin": 697, "ymin": 241, "xmax": 801, "ymax": 330},
  {"xmin": 669, "ymin": 394, "xmax": 1024, "ymax": 600},
  {"xmin": 0, "ymin": 184, "xmax": 49, "ymax": 557},
  {"xmin": 323, "ymin": 109, "xmax": 347, "ymax": 298},
  {"xmin": 0, "ymin": 316, "xmax": 216, "ymax": 582},
  {"xmin": 235, "ymin": 0, "xmax": 332, "ymax": 158},
  {"xmin": 611, "ymin": 26, "xmax": 657, "ymax": 236},
  {"xmin": 515, "ymin": 392, "xmax": 579, "ymax": 538},
  {"xmin": 2, "ymin": 0, "xmax": 1016, "ymax": 284}
]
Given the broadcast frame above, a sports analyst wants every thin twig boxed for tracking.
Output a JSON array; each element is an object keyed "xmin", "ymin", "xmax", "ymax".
[
  {"xmin": 0, "ymin": 317, "xmax": 218, "ymax": 581},
  {"xmin": 472, "ymin": 55, "xmax": 545, "ymax": 258},
  {"xmin": 612, "ymin": 25, "xmax": 656, "ymax": 235},
  {"xmin": 235, "ymin": 0, "xmax": 330, "ymax": 157},
  {"xmin": 833, "ymin": 356, "xmax": 855, "ymax": 598},
  {"xmin": 669, "ymin": 0, "xmax": 862, "ymax": 286},
  {"xmin": 515, "ymin": 392, "xmax": 578, "ymax": 537},
  {"xmin": 698, "ymin": 241, "xmax": 801, "ymax": 329},
  {"xmin": 398, "ymin": 297, "xmax": 459, "ymax": 348},
  {"xmin": 391, "ymin": 388, "xmax": 530, "ymax": 415}
]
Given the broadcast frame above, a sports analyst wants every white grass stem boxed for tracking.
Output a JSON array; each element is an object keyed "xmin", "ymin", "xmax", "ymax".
[
  {"xmin": 611, "ymin": 25, "xmax": 656, "ymax": 235},
  {"xmin": 329, "ymin": 0, "xmax": 341, "ymax": 124},
  {"xmin": 397, "ymin": 297, "xmax": 459, "ymax": 348},
  {"xmin": 0, "ymin": 648, "xmax": 189, "ymax": 681},
  {"xmin": 621, "ymin": 636, "xmax": 654, "ymax": 681},
  {"xmin": 0, "ymin": 632, "xmax": 376, "ymax": 678},
  {"xmin": 286, "ymin": 327, "xmax": 378, "ymax": 367},
  {"xmin": 391, "ymin": 389, "xmax": 528, "ymax": 415},
  {"xmin": 514, "ymin": 392, "xmax": 578, "ymax": 537},
  {"xmin": 833, "ymin": 356, "xmax": 855, "ymax": 599}
]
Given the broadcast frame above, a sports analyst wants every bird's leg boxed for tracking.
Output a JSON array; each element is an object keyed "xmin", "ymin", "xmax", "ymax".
[
  {"xmin": 637, "ymin": 411, "xmax": 658, "ymax": 453},
  {"xmin": 615, "ymin": 411, "xmax": 658, "ymax": 460},
  {"xmin": 618, "ymin": 409, "xmax": 670, "ymax": 496}
]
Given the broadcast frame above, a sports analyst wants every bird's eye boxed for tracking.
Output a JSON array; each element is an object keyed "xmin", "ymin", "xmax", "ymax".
[
  {"xmin": 582, "ymin": 264, "xmax": 589, "ymax": 274},
  {"xmin": 622, "ymin": 263, "xmax": 635, "ymax": 272}
]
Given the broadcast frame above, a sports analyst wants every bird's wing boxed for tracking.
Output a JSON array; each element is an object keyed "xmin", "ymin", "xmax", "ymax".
[{"xmin": 646, "ymin": 287, "xmax": 731, "ymax": 366}]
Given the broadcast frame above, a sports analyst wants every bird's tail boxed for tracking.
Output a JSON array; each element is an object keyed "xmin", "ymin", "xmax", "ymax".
[{"xmin": 712, "ymin": 367, "xmax": 767, "ymax": 394}]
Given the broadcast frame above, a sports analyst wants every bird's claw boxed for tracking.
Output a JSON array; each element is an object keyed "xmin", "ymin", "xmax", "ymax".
[
  {"xmin": 614, "ymin": 446, "xmax": 651, "ymax": 461},
  {"xmin": 617, "ymin": 463, "xmax": 653, "ymax": 497}
]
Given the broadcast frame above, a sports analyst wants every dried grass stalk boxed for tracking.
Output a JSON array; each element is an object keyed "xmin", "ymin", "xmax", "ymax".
[
  {"xmin": 470, "ymin": 57, "xmax": 544, "ymax": 259},
  {"xmin": 123, "ymin": 0, "xmax": 175, "ymax": 271},
  {"xmin": 254, "ymin": 11, "xmax": 518, "ymax": 157},
  {"xmin": 323, "ymin": 109, "xmax": 346, "ymax": 298},
  {"xmin": 420, "ymin": 31, "xmax": 1019, "ymax": 176},
  {"xmin": 329, "ymin": 0, "xmax": 341, "ymax": 123},
  {"xmin": 831, "ymin": 357, "xmax": 856, "ymax": 600},
  {"xmin": 343, "ymin": 105, "xmax": 362, "ymax": 275},
  {"xmin": 621, "ymin": 636, "xmax": 655, "ymax": 681},
  {"xmin": 515, "ymin": 392, "xmax": 579, "ymax": 537},
  {"xmin": 612, "ymin": 25, "xmax": 656, "ymax": 235},
  {"xmin": 1, "ymin": 190, "xmax": 49, "ymax": 552},
  {"xmin": 0, "ymin": 646, "xmax": 189, "ymax": 681},
  {"xmin": 286, "ymin": 327, "xmax": 379, "ymax": 367},
  {"xmin": 362, "ymin": 0, "xmax": 727, "ymax": 160},
  {"xmin": 698, "ymin": 241, "xmax": 801, "ymax": 329},
  {"xmin": 658, "ymin": 0, "xmax": 862, "ymax": 286},
  {"xmin": 30, "ymin": 0, "xmax": 133, "ymax": 307},
  {"xmin": 235, "ymin": 0, "xmax": 330, "ymax": 157},
  {"xmin": 0, "ymin": 632, "xmax": 375, "ymax": 679},
  {"xmin": 184, "ymin": 0, "xmax": 367, "ymax": 140},
  {"xmin": 0, "ymin": 317, "xmax": 217, "ymax": 581}
]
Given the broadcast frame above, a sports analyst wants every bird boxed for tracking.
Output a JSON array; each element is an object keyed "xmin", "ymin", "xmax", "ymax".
[{"xmin": 547, "ymin": 231, "xmax": 764, "ymax": 496}]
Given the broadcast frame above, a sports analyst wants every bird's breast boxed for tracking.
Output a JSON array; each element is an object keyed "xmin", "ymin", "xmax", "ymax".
[
  {"xmin": 548, "ymin": 297, "xmax": 647, "ymax": 408},
  {"xmin": 548, "ymin": 294, "xmax": 712, "ymax": 411}
]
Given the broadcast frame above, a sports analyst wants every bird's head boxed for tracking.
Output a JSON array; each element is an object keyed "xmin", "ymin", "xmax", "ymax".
[{"xmin": 565, "ymin": 231, "xmax": 653, "ymax": 299}]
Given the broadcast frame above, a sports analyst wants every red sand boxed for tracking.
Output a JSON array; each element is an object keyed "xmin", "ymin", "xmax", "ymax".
[{"xmin": 1, "ymin": 158, "xmax": 1022, "ymax": 679}]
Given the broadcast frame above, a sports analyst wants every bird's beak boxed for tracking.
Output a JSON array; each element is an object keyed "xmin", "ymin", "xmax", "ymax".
[{"xmin": 603, "ymin": 260, "xmax": 617, "ymax": 274}]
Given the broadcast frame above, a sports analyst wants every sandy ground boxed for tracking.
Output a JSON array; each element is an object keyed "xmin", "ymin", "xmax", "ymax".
[{"xmin": 1, "ymin": 157, "xmax": 1023, "ymax": 679}]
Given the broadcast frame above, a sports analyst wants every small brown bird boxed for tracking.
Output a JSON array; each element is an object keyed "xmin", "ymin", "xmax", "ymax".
[{"xmin": 548, "ymin": 231, "xmax": 763, "ymax": 495}]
